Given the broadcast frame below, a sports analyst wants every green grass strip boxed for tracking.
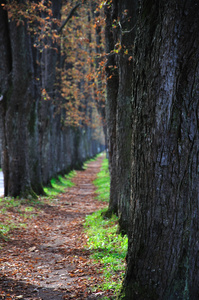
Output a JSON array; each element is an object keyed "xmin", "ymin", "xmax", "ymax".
[
  {"xmin": 0, "ymin": 197, "xmax": 43, "ymax": 240},
  {"xmin": 84, "ymin": 156, "xmax": 128, "ymax": 298},
  {"xmin": 93, "ymin": 157, "xmax": 110, "ymax": 202},
  {"xmin": 0, "ymin": 168, "xmax": 76, "ymax": 239},
  {"xmin": 84, "ymin": 209, "xmax": 128, "ymax": 296},
  {"xmin": 43, "ymin": 170, "xmax": 76, "ymax": 197}
]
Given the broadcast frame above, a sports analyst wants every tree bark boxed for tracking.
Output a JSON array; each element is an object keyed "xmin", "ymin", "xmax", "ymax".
[
  {"xmin": 116, "ymin": 0, "xmax": 138, "ymax": 234},
  {"xmin": 27, "ymin": 32, "xmax": 44, "ymax": 195},
  {"xmin": 0, "ymin": 1, "xmax": 11, "ymax": 193},
  {"xmin": 39, "ymin": 0, "xmax": 62, "ymax": 183},
  {"xmin": 121, "ymin": 0, "xmax": 199, "ymax": 298},
  {"xmin": 0, "ymin": 3, "xmax": 36, "ymax": 198},
  {"xmin": 105, "ymin": 0, "xmax": 138, "ymax": 228},
  {"xmin": 104, "ymin": 1, "xmax": 119, "ymax": 214}
]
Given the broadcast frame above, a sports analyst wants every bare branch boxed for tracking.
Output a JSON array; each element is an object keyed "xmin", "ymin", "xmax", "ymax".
[{"xmin": 58, "ymin": 3, "xmax": 81, "ymax": 34}]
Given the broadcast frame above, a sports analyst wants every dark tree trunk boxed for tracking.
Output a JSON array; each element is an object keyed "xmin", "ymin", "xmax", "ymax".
[
  {"xmin": 5, "ymin": 22, "xmax": 34, "ymax": 198},
  {"xmin": 39, "ymin": 0, "xmax": 62, "ymax": 183},
  {"xmin": 0, "ymin": 1, "xmax": 11, "ymax": 194},
  {"xmin": 116, "ymin": 0, "xmax": 138, "ymax": 234},
  {"xmin": 121, "ymin": 0, "xmax": 199, "ymax": 298},
  {"xmin": 92, "ymin": 2, "xmax": 107, "ymax": 150},
  {"xmin": 27, "ymin": 33, "xmax": 44, "ymax": 195},
  {"xmin": 104, "ymin": 0, "xmax": 138, "ymax": 229},
  {"xmin": 0, "ymin": 3, "xmax": 36, "ymax": 198},
  {"xmin": 104, "ymin": 1, "xmax": 119, "ymax": 214}
]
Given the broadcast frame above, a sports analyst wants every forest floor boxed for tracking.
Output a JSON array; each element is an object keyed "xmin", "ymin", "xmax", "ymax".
[{"xmin": 0, "ymin": 155, "xmax": 115, "ymax": 300}]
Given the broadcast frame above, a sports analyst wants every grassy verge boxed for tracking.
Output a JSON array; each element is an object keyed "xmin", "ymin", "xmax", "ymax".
[
  {"xmin": 82, "ymin": 156, "xmax": 97, "ymax": 170},
  {"xmin": 43, "ymin": 170, "xmax": 76, "ymax": 197},
  {"xmin": 0, "ymin": 197, "xmax": 43, "ymax": 241},
  {"xmin": 93, "ymin": 157, "xmax": 110, "ymax": 202},
  {"xmin": 0, "ymin": 169, "xmax": 76, "ymax": 240},
  {"xmin": 84, "ymin": 157, "xmax": 128, "ymax": 298},
  {"xmin": 0, "ymin": 155, "xmax": 99, "ymax": 242}
]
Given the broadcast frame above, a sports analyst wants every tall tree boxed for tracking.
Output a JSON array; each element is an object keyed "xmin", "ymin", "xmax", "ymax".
[
  {"xmin": 38, "ymin": 0, "xmax": 63, "ymax": 184},
  {"xmin": 104, "ymin": 0, "xmax": 119, "ymax": 215},
  {"xmin": 0, "ymin": 0, "xmax": 36, "ymax": 198},
  {"xmin": 115, "ymin": 0, "xmax": 137, "ymax": 233},
  {"xmin": 104, "ymin": 0, "xmax": 138, "ymax": 233},
  {"xmin": 120, "ymin": 0, "xmax": 199, "ymax": 298}
]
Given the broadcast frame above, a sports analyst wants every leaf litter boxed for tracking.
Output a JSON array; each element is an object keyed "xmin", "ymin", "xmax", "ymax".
[{"xmin": 0, "ymin": 155, "xmax": 115, "ymax": 299}]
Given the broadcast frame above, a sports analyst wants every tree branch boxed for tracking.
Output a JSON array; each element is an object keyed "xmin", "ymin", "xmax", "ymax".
[{"xmin": 58, "ymin": 3, "xmax": 81, "ymax": 34}]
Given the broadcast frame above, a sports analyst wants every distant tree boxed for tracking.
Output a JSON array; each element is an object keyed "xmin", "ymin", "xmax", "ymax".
[{"xmin": 60, "ymin": 0, "xmax": 106, "ymax": 128}]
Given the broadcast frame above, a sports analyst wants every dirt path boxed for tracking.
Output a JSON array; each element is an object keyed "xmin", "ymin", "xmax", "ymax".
[{"xmin": 0, "ymin": 155, "xmax": 111, "ymax": 300}]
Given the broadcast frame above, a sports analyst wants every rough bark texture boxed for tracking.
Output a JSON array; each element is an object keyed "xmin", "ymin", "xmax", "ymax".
[
  {"xmin": 105, "ymin": 0, "xmax": 138, "ymax": 231},
  {"xmin": 104, "ymin": 2, "xmax": 119, "ymax": 214},
  {"xmin": 0, "ymin": 0, "xmax": 44, "ymax": 197},
  {"xmin": 121, "ymin": 0, "xmax": 199, "ymax": 299},
  {"xmin": 116, "ymin": 0, "xmax": 138, "ymax": 233},
  {"xmin": 0, "ymin": 6, "xmax": 35, "ymax": 198},
  {"xmin": 0, "ymin": 1, "xmax": 11, "ymax": 175},
  {"xmin": 92, "ymin": 2, "xmax": 107, "ymax": 150},
  {"xmin": 27, "ymin": 32, "xmax": 44, "ymax": 195}
]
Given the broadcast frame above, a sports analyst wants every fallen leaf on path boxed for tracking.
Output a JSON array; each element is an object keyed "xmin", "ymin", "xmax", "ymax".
[{"xmin": 0, "ymin": 156, "xmax": 114, "ymax": 299}]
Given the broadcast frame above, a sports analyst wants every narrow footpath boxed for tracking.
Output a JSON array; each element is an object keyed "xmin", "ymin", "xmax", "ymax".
[{"xmin": 0, "ymin": 155, "xmax": 111, "ymax": 300}]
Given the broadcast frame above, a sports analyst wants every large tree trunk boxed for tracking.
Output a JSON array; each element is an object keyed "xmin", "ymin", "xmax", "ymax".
[
  {"xmin": 116, "ymin": 0, "xmax": 138, "ymax": 234},
  {"xmin": 0, "ymin": 4, "xmax": 35, "ymax": 198},
  {"xmin": 0, "ymin": 2, "xmax": 11, "ymax": 194},
  {"xmin": 121, "ymin": 1, "xmax": 199, "ymax": 299},
  {"xmin": 104, "ymin": 0, "xmax": 138, "ymax": 229},
  {"xmin": 0, "ymin": 1, "xmax": 45, "ymax": 198}
]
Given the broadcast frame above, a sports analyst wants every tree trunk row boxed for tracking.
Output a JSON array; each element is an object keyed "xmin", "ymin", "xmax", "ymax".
[{"xmin": 0, "ymin": 0, "xmax": 105, "ymax": 198}]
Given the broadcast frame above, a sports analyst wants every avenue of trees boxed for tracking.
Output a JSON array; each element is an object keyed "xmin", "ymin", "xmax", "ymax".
[
  {"xmin": 0, "ymin": 0, "xmax": 199, "ymax": 298},
  {"xmin": 105, "ymin": 0, "xmax": 199, "ymax": 299},
  {"xmin": 0, "ymin": 0, "xmax": 105, "ymax": 198}
]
